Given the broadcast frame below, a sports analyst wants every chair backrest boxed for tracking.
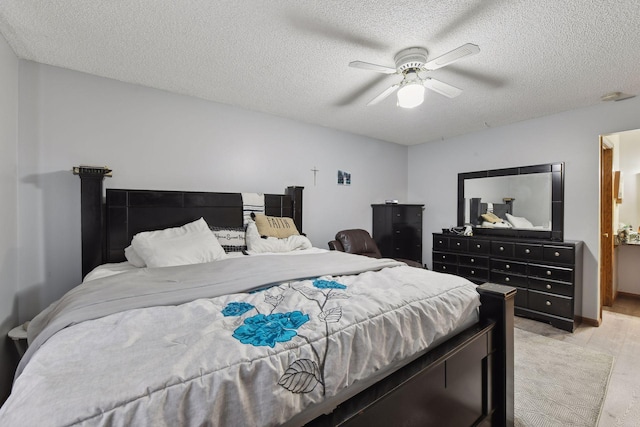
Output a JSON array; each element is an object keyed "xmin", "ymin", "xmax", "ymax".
[{"xmin": 333, "ymin": 229, "xmax": 381, "ymax": 259}]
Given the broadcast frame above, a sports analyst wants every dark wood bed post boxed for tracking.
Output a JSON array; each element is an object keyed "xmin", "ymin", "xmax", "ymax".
[
  {"xmin": 477, "ymin": 283, "xmax": 516, "ymax": 427},
  {"xmin": 73, "ymin": 166, "xmax": 111, "ymax": 278},
  {"xmin": 286, "ymin": 186, "xmax": 304, "ymax": 232}
]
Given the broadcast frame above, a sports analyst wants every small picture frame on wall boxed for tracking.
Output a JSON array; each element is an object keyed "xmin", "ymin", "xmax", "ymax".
[{"xmin": 337, "ymin": 170, "xmax": 351, "ymax": 186}]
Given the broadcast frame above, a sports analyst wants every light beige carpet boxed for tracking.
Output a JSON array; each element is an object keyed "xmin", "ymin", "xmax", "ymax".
[{"xmin": 514, "ymin": 327, "xmax": 614, "ymax": 427}]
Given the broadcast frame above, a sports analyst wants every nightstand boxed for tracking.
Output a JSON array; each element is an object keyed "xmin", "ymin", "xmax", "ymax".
[{"xmin": 8, "ymin": 321, "xmax": 29, "ymax": 357}]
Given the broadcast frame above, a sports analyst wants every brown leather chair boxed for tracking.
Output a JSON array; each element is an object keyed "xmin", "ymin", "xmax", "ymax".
[{"xmin": 328, "ymin": 229, "xmax": 423, "ymax": 268}]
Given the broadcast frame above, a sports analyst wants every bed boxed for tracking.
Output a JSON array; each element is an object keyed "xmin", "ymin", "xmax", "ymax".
[{"xmin": 0, "ymin": 169, "xmax": 515, "ymax": 426}]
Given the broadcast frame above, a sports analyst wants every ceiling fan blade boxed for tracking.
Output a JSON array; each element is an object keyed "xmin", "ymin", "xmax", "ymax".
[
  {"xmin": 423, "ymin": 43, "xmax": 480, "ymax": 70},
  {"xmin": 367, "ymin": 84, "xmax": 400, "ymax": 105},
  {"xmin": 423, "ymin": 78, "xmax": 462, "ymax": 98},
  {"xmin": 349, "ymin": 61, "xmax": 397, "ymax": 74}
]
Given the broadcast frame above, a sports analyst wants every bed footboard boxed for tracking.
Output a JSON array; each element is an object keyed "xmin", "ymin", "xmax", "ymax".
[{"xmin": 307, "ymin": 283, "xmax": 515, "ymax": 427}]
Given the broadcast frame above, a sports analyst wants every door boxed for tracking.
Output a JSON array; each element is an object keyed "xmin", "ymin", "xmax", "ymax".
[{"xmin": 600, "ymin": 137, "xmax": 614, "ymax": 313}]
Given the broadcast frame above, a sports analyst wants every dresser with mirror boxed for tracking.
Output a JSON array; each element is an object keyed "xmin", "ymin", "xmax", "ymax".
[{"xmin": 432, "ymin": 162, "xmax": 583, "ymax": 332}]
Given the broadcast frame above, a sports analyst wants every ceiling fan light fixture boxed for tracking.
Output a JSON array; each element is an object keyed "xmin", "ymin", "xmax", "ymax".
[{"xmin": 397, "ymin": 83, "xmax": 425, "ymax": 108}]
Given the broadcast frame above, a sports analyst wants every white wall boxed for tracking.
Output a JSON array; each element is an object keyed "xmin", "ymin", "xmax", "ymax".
[
  {"xmin": 408, "ymin": 95, "xmax": 640, "ymax": 322},
  {"xmin": 0, "ymin": 32, "xmax": 19, "ymax": 402},
  {"xmin": 16, "ymin": 61, "xmax": 408, "ymax": 319}
]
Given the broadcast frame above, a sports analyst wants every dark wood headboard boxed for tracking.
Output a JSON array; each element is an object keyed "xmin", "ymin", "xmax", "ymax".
[
  {"xmin": 75, "ymin": 168, "xmax": 303, "ymax": 277},
  {"xmin": 104, "ymin": 188, "xmax": 303, "ymax": 264}
]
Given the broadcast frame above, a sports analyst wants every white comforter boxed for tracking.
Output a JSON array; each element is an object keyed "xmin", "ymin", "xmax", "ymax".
[{"xmin": 1, "ymin": 252, "xmax": 479, "ymax": 427}]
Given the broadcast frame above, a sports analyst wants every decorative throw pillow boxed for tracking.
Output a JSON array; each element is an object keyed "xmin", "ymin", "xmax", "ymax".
[
  {"xmin": 131, "ymin": 217, "xmax": 227, "ymax": 268},
  {"xmin": 252, "ymin": 213, "xmax": 300, "ymax": 239},
  {"xmin": 209, "ymin": 226, "xmax": 247, "ymax": 253}
]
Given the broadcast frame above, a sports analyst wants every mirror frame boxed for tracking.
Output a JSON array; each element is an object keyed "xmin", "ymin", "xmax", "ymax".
[{"xmin": 457, "ymin": 162, "xmax": 564, "ymax": 241}]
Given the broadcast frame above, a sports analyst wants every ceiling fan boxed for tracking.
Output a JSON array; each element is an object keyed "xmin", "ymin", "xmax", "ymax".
[{"xmin": 349, "ymin": 43, "xmax": 480, "ymax": 108}]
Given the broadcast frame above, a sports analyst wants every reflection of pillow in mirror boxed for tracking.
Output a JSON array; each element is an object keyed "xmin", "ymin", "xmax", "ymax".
[
  {"xmin": 506, "ymin": 213, "xmax": 534, "ymax": 228},
  {"xmin": 481, "ymin": 212, "xmax": 505, "ymax": 224},
  {"xmin": 481, "ymin": 221, "xmax": 512, "ymax": 228}
]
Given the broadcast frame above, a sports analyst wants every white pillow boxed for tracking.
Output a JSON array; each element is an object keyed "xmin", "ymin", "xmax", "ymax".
[
  {"xmin": 131, "ymin": 218, "xmax": 227, "ymax": 268},
  {"xmin": 506, "ymin": 213, "xmax": 534, "ymax": 229},
  {"xmin": 245, "ymin": 221, "xmax": 312, "ymax": 253},
  {"xmin": 124, "ymin": 245, "xmax": 146, "ymax": 267}
]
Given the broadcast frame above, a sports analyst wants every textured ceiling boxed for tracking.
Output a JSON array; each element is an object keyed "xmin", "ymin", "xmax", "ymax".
[{"xmin": 1, "ymin": 1, "xmax": 639, "ymax": 146}]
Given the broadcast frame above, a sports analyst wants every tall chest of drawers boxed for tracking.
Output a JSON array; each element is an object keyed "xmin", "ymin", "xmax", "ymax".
[
  {"xmin": 372, "ymin": 204, "xmax": 424, "ymax": 265},
  {"xmin": 432, "ymin": 233, "xmax": 583, "ymax": 331}
]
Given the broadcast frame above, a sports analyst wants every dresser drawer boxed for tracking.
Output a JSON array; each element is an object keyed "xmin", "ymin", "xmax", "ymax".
[
  {"xmin": 458, "ymin": 266, "xmax": 489, "ymax": 281},
  {"xmin": 434, "ymin": 252, "xmax": 458, "ymax": 264},
  {"xmin": 491, "ymin": 241, "xmax": 515, "ymax": 257},
  {"xmin": 490, "ymin": 259, "xmax": 527, "ymax": 275},
  {"xmin": 468, "ymin": 239, "xmax": 490, "ymax": 255},
  {"xmin": 528, "ymin": 277, "xmax": 573, "ymax": 297},
  {"xmin": 433, "ymin": 262, "xmax": 458, "ymax": 275},
  {"xmin": 433, "ymin": 235, "xmax": 449, "ymax": 250},
  {"xmin": 459, "ymin": 255, "xmax": 489, "ymax": 268},
  {"xmin": 392, "ymin": 207, "xmax": 422, "ymax": 224},
  {"xmin": 528, "ymin": 291, "xmax": 572, "ymax": 318},
  {"xmin": 543, "ymin": 245, "xmax": 574, "ymax": 264},
  {"xmin": 514, "ymin": 243, "xmax": 543, "ymax": 261},
  {"xmin": 392, "ymin": 225, "xmax": 421, "ymax": 239},
  {"xmin": 449, "ymin": 237, "xmax": 469, "ymax": 252},
  {"xmin": 528, "ymin": 264, "xmax": 573, "ymax": 283},
  {"xmin": 490, "ymin": 271, "xmax": 528, "ymax": 287}
]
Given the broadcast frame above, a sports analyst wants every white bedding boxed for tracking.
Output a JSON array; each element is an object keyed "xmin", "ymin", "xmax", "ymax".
[
  {"xmin": 83, "ymin": 248, "xmax": 331, "ymax": 283},
  {"xmin": 3, "ymin": 252, "xmax": 479, "ymax": 427}
]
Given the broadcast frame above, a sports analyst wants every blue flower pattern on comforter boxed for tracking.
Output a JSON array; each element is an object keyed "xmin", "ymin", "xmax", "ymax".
[
  {"xmin": 222, "ymin": 278, "xmax": 349, "ymax": 395},
  {"xmin": 232, "ymin": 311, "xmax": 310, "ymax": 347}
]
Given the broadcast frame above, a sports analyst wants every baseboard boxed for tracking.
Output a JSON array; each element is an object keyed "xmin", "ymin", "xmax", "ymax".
[
  {"xmin": 576, "ymin": 316, "xmax": 601, "ymax": 327},
  {"xmin": 616, "ymin": 291, "xmax": 640, "ymax": 300}
]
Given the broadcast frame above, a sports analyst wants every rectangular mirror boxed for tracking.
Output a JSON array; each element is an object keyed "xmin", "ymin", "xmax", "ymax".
[{"xmin": 457, "ymin": 163, "xmax": 564, "ymax": 240}]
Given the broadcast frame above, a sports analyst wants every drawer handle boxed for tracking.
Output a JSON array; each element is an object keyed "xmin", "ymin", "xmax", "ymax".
[
  {"xmin": 525, "ymin": 249, "xmax": 530, "ymax": 254},
  {"xmin": 471, "ymin": 270, "xmax": 475, "ymax": 275},
  {"xmin": 438, "ymin": 240, "xmax": 443, "ymax": 244},
  {"xmin": 554, "ymin": 251, "xmax": 560, "ymax": 257},
  {"xmin": 476, "ymin": 244, "xmax": 481, "ymax": 249},
  {"xmin": 499, "ymin": 246, "xmax": 504, "ymax": 251},
  {"xmin": 506, "ymin": 264, "xmax": 511, "ymax": 269},
  {"xmin": 546, "ymin": 270, "xmax": 552, "ymax": 276},
  {"xmin": 442, "ymin": 266, "xmax": 447, "ymax": 270},
  {"xmin": 505, "ymin": 277, "xmax": 510, "ymax": 282},
  {"xmin": 442, "ymin": 255, "xmax": 446, "ymax": 259},
  {"xmin": 456, "ymin": 242, "xmax": 461, "ymax": 246},
  {"xmin": 470, "ymin": 258, "xmax": 475, "ymax": 263},
  {"xmin": 546, "ymin": 301, "xmax": 552, "ymax": 306},
  {"xmin": 395, "ymin": 230, "xmax": 400, "ymax": 234},
  {"xmin": 546, "ymin": 284, "xmax": 552, "ymax": 290}
]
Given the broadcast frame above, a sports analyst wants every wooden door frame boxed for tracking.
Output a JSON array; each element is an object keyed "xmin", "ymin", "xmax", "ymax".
[{"xmin": 600, "ymin": 136, "xmax": 614, "ymax": 318}]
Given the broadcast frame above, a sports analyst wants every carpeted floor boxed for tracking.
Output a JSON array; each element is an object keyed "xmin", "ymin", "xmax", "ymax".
[{"xmin": 514, "ymin": 327, "xmax": 614, "ymax": 427}]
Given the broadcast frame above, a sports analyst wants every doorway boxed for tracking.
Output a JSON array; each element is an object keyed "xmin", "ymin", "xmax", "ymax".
[
  {"xmin": 599, "ymin": 129, "xmax": 640, "ymax": 319},
  {"xmin": 600, "ymin": 137, "xmax": 613, "ymax": 315}
]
